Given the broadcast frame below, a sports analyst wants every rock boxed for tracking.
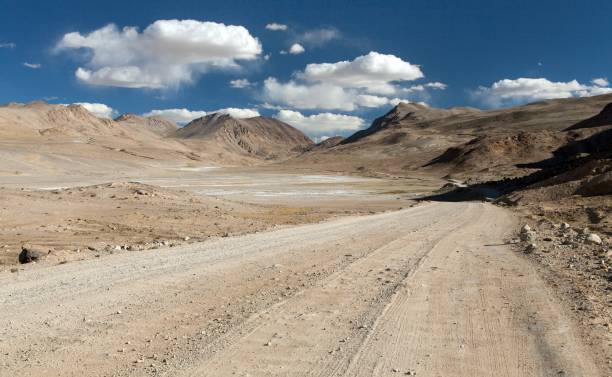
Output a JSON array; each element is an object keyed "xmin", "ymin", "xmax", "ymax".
[
  {"xmin": 18, "ymin": 245, "xmax": 48, "ymax": 264},
  {"xmin": 525, "ymin": 243, "xmax": 537, "ymax": 254},
  {"xmin": 585, "ymin": 233, "xmax": 602, "ymax": 245},
  {"xmin": 520, "ymin": 224, "xmax": 532, "ymax": 233},
  {"xmin": 183, "ymin": 236, "xmax": 190, "ymax": 241},
  {"xmin": 560, "ymin": 222, "xmax": 571, "ymax": 230},
  {"xmin": 577, "ymin": 171, "xmax": 612, "ymax": 196},
  {"xmin": 520, "ymin": 231, "xmax": 536, "ymax": 243}
]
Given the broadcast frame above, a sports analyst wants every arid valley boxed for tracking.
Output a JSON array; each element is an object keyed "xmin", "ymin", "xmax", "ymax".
[{"xmin": 1, "ymin": 3, "xmax": 611, "ymax": 376}]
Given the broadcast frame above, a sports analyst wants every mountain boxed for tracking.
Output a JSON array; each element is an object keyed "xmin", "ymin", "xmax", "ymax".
[
  {"xmin": 343, "ymin": 102, "xmax": 480, "ymax": 144},
  {"xmin": 288, "ymin": 94, "xmax": 612, "ymax": 179},
  {"xmin": 114, "ymin": 113, "xmax": 179, "ymax": 136},
  {"xmin": 172, "ymin": 113, "xmax": 313, "ymax": 161},
  {"xmin": 0, "ymin": 101, "xmax": 117, "ymax": 139},
  {"xmin": 0, "ymin": 102, "xmax": 196, "ymax": 176},
  {"xmin": 565, "ymin": 102, "xmax": 612, "ymax": 131}
]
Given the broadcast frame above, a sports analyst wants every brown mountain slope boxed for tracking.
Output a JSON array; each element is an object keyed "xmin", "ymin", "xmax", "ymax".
[
  {"xmin": 288, "ymin": 94, "xmax": 612, "ymax": 178},
  {"xmin": 115, "ymin": 113, "xmax": 179, "ymax": 136},
  {"xmin": 565, "ymin": 102, "xmax": 612, "ymax": 131},
  {"xmin": 173, "ymin": 113, "xmax": 313, "ymax": 161},
  {"xmin": 0, "ymin": 102, "xmax": 197, "ymax": 176}
]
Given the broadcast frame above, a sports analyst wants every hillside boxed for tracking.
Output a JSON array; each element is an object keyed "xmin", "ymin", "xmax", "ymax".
[
  {"xmin": 288, "ymin": 94, "xmax": 612, "ymax": 179},
  {"xmin": 0, "ymin": 102, "xmax": 197, "ymax": 177},
  {"xmin": 114, "ymin": 113, "xmax": 179, "ymax": 136},
  {"xmin": 173, "ymin": 113, "xmax": 313, "ymax": 161}
]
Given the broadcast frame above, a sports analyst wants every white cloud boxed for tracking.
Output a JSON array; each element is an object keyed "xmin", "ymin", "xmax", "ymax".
[
  {"xmin": 299, "ymin": 28, "xmax": 340, "ymax": 46},
  {"xmin": 275, "ymin": 109, "xmax": 363, "ymax": 137},
  {"xmin": 473, "ymin": 77, "xmax": 612, "ymax": 108},
  {"xmin": 389, "ymin": 99, "xmax": 428, "ymax": 107},
  {"xmin": 298, "ymin": 52, "xmax": 423, "ymax": 95},
  {"xmin": 0, "ymin": 42, "xmax": 15, "ymax": 48},
  {"xmin": 289, "ymin": 43, "xmax": 305, "ymax": 55},
  {"xmin": 265, "ymin": 23, "xmax": 287, "ymax": 31},
  {"xmin": 143, "ymin": 107, "xmax": 259, "ymax": 124},
  {"xmin": 263, "ymin": 78, "xmax": 358, "ymax": 111},
  {"xmin": 262, "ymin": 52, "xmax": 431, "ymax": 111},
  {"xmin": 73, "ymin": 102, "xmax": 116, "ymax": 118},
  {"xmin": 229, "ymin": 78, "xmax": 252, "ymax": 88},
  {"xmin": 355, "ymin": 94, "xmax": 394, "ymax": 108},
  {"xmin": 215, "ymin": 107, "xmax": 260, "ymax": 118},
  {"xmin": 263, "ymin": 78, "xmax": 421, "ymax": 111},
  {"xmin": 23, "ymin": 62, "xmax": 42, "ymax": 69},
  {"xmin": 143, "ymin": 108, "xmax": 208, "ymax": 123},
  {"xmin": 592, "ymin": 77, "xmax": 609, "ymax": 87},
  {"xmin": 56, "ymin": 20, "xmax": 262, "ymax": 89},
  {"xmin": 425, "ymin": 82, "xmax": 447, "ymax": 90}
]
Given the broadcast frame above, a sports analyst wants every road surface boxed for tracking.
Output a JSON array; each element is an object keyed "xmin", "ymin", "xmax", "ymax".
[{"xmin": 0, "ymin": 202, "xmax": 601, "ymax": 376}]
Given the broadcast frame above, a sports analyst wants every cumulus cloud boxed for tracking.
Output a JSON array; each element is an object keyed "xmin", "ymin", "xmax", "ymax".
[
  {"xmin": 23, "ymin": 62, "xmax": 42, "ymax": 69},
  {"xmin": 275, "ymin": 109, "xmax": 363, "ymax": 137},
  {"xmin": 143, "ymin": 107, "xmax": 259, "ymax": 124},
  {"xmin": 230, "ymin": 78, "xmax": 252, "ymax": 88},
  {"xmin": 143, "ymin": 108, "xmax": 208, "ymax": 123},
  {"xmin": 289, "ymin": 43, "xmax": 305, "ymax": 55},
  {"xmin": 262, "ymin": 52, "xmax": 432, "ymax": 111},
  {"xmin": 592, "ymin": 77, "xmax": 609, "ymax": 87},
  {"xmin": 298, "ymin": 52, "xmax": 423, "ymax": 95},
  {"xmin": 215, "ymin": 108, "xmax": 260, "ymax": 118},
  {"xmin": 263, "ymin": 78, "xmax": 422, "ymax": 111},
  {"xmin": 473, "ymin": 77, "xmax": 612, "ymax": 108},
  {"xmin": 73, "ymin": 102, "xmax": 116, "ymax": 118},
  {"xmin": 263, "ymin": 78, "xmax": 358, "ymax": 111},
  {"xmin": 0, "ymin": 42, "xmax": 15, "ymax": 48},
  {"xmin": 299, "ymin": 28, "xmax": 340, "ymax": 47},
  {"xmin": 265, "ymin": 23, "xmax": 287, "ymax": 31},
  {"xmin": 56, "ymin": 20, "xmax": 262, "ymax": 89}
]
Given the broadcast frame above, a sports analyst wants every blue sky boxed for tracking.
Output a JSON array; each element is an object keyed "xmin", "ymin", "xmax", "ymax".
[{"xmin": 1, "ymin": 0, "xmax": 611, "ymax": 138}]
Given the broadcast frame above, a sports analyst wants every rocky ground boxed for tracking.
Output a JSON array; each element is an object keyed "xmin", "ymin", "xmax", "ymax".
[{"xmin": 510, "ymin": 196, "xmax": 611, "ymax": 367}]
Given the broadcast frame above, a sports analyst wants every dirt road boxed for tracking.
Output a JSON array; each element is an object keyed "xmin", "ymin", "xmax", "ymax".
[{"xmin": 0, "ymin": 202, "xmax": 602, "ymax": 376}]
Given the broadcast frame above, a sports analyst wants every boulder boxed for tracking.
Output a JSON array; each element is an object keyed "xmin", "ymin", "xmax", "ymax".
[
  {"xmin": 18, "ymin": 244, "xmax": 48, "ymax": 264},
  {"xmin": 585, "ymin": 233, "xmax": 603, "ymax": 245},
  {"xmin": 520, "ymin": 231, "xmax": 537, "ymax": 243}
]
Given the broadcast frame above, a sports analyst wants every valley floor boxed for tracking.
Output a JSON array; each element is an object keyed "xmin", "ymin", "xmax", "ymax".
[{"xmin": 0, "ymin": 202, "xmax": 608, "ymax": 376}]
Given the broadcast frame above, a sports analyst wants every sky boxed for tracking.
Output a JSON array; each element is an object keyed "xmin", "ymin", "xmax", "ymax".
[{"xmin": 1, "ymin": 0, "xmax": 611, "ymax": 139}]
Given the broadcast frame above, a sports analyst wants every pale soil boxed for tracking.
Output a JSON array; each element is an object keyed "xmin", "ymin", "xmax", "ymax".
[
  {"xmin": 0, "ymin": 168, "xmax": 434, "ymax": 267},
  {"xmin": 0, "ymin": 202, "xmax": 606, "ymax": 376}
]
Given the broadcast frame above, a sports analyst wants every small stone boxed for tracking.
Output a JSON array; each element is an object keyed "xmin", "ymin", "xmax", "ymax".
[
  {"xmin": 18, "ymin": 245, "xmax": 47, "ymax": 264},
  {"xmin": 520, "ymin": 230, "xmax": 536, "ymax": 243},
  {"xmin": 560, "ymin": 222, "xmax": 571, "ymax": 230},
  {"xmin": 183, "ymin": 236, "xmax": 190, "ymax": 241},
  {"xmin": 585, "ymin": 233, "xmax": 602, "ymax": 245},
  {"xmin": 520, "ymin": 224, "xmax": 532, "ymax": 233}
]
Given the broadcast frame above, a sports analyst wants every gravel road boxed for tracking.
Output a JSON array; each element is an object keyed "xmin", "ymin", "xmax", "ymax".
[{"xmin": 0, "ymin": 202, "xmax": 601, "ymax": 376}]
